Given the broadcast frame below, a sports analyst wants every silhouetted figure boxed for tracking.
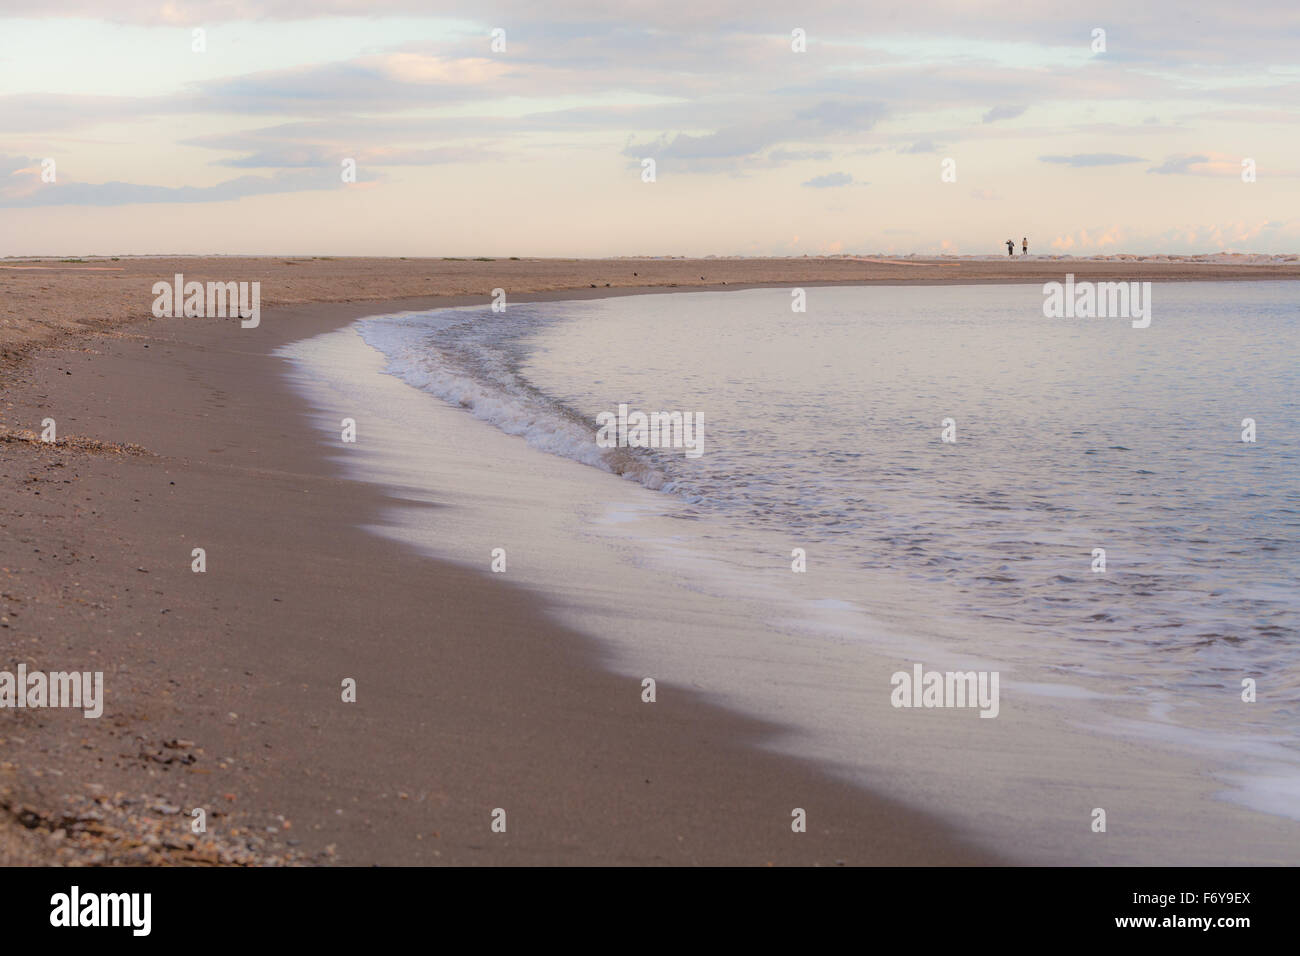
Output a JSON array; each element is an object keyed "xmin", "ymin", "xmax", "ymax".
[
  {"xmin": 1022, "ymin": 237, "xmax": 1028, "ymax": 255},
  {"xmin": 1006, "ymin": 239, "xmax": 1015, "ymax": 257}
]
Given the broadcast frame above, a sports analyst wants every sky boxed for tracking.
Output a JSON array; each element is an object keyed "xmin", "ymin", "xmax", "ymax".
[{"xmin": 1, "ymin": 0, "xmax": 1298, "ymax": 257}]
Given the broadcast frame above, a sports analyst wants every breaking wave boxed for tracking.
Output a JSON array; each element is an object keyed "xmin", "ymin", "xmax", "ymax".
[{"xmin": 357, "ymin": 305, "xmax": 673, "ymax": 489}]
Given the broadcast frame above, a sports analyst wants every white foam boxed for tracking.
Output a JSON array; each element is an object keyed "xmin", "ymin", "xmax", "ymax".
[{"xmin": 357, "ymin": 309, "xmax": 670, "ymax": 488}]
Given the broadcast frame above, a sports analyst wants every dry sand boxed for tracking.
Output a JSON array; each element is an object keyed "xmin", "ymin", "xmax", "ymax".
[
  {"xmin": 1, "ymin": 256, "xmax": 1296, "ymax": 866},
  {"xmin": 4, "ymin": 254, "xmax": 1297, "ymax": 358}
]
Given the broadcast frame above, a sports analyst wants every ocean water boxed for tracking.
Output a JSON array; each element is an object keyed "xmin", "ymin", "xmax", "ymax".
[{"xmin": 281, "ymin": 281, "xmax": 1300, "ymax": 861}]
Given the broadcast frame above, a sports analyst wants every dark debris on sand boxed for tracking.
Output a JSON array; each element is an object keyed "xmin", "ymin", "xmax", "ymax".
[{"xmin": 0, "ymin": 786, "xmax": 323, "ymax": 866}]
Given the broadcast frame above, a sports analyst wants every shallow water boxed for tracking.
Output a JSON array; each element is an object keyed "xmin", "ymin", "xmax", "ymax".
[
  {"xmin": 279, "ymin": 281, "xmax": 1300, "ymax": 859},
  {"xmin": 359, "ymin": 283, "xmax": 1299, "ymax": 716}
]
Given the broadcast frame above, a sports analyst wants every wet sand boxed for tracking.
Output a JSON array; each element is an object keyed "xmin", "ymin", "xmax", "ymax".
[{"xmin": 1, "ymin": 289, "xmax": 999, "ymax": 865}]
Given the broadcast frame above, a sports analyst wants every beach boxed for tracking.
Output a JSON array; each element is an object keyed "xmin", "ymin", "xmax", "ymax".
[
  {"xmin": 2, "ymin": 256, "xmax": 1297, "ymax": 866},
  {"xmin": 5, "ymin": 253, "xmax": 1299, "ymax": 359}
]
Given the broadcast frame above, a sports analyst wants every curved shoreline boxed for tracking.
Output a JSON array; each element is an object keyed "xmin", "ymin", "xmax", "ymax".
[
  {"xmin": 280, "ymin": 289, "xmax": 1300, "ymax": 865},
  {"xmin": 0, "ymin": 293, "xmax": 998, "ymax": 865},
  {"xmin": 4, "ymin": 253, "xmax": 1298, "ymax": 360},
  {"xmin": 4, "ymin": 265, "xmax": 1297, "ymax": 865}
]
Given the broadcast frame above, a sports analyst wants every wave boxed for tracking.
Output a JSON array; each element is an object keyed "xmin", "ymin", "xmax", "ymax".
[{"xmin": 357, "ymin": 307, "xmax": 674, "ymax": 489}]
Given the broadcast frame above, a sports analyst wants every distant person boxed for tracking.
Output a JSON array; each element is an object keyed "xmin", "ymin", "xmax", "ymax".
[
  {"xmin": 1006, "ymin": 239, "xmax": 1015, "ymax": 257},
  {"xmin": 1022, "ymin": 237, "xmax": 1028, "ymax": 255}
]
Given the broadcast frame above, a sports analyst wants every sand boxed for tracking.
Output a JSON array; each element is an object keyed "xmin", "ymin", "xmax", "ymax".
[
  {"xmin": 1, "ymin": 281, "xmax": 1005, "ymax": 865},
  {"xmin": 2, "ymin": 255, "xmax": 1296, "ymax": 866},
  {"xmin": 4, "ymin": 254, "xmax": 1297, "ymax": 359}
]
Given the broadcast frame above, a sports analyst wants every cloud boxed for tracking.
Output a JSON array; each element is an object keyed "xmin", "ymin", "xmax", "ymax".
[
  {"xmin": 1039, "ymin": 153, "xmax": 1145, "ymax": 166},
  {"xmin": 5, "ymin": 2, "xmax": 1300, "ymax": 254},
  {"xmin": 624, "ymin": 100, "xmax": 885, "ymax": 172},
  {"xmin": 0, "ymin": 155, "xmax": 34, "ymax": 177},
  {"xmin": 630, "ymin": 122, "xmax": 785, "ymax": 162},
  {"xmin": 1048, "ymin": 219, "xmax": 1300, "ymax": 253},
  {"xmin": 1145, "ymin": 153, "xmax": 1273, "ymax": 176},
  {"xmin": 1049, "ymin": 225, "xmax": 1127, "ymax": 250},
  {"xmin": 802, "ymin": 172, "xmax": 854, "ymax": 188},
  {"xmin": 0, "ymin": 164, "xmax": 376, "ymax": 208},
  {"xmin": 0, "ymin": 92, "xmax": 174, "ymax": 133},
  {"xmin": 1146, "ymin": 153, "xmax": 1211, "ymax": 174},
  {"xmin": 187, "ymin": 57, "xmax": 507, "ymax": 116},
  {"xmin": 1195, "ymin": 108, "xmax": 1300, "ymax": 124},
  {"xmin": 795, "ymin": 100, "xmax": 888, "ymax": 131},
  {"xmin": 982, "ymin": 105, "xmax": 1026, "ymax": 123},
  {"xmin": 211, "ymin": 145, "xmax": 502, "ymax": 169},
  {"xmin": 768, "ymin": 148, "xmax": 832, "ymax": 162},
  {"xmin": 21, "ymin": 0, "xmax": 1300, "ymax": 69}
]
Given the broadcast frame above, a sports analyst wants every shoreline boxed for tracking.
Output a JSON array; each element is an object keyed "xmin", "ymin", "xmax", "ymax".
[
  {"xmin": 4, "ymin": 254, "xmax": 1298, "ymax": 360},
  {"xmin": 0, "ymin": 293, "xmax": 999, "ymax": 865},
  {"xmin": 285, "ymin": 285, "xmax": 1300, "ymax": 865},
  {"xmin": 4, "ymin": 267, "xmax": 1297, "ymax": 865}
]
